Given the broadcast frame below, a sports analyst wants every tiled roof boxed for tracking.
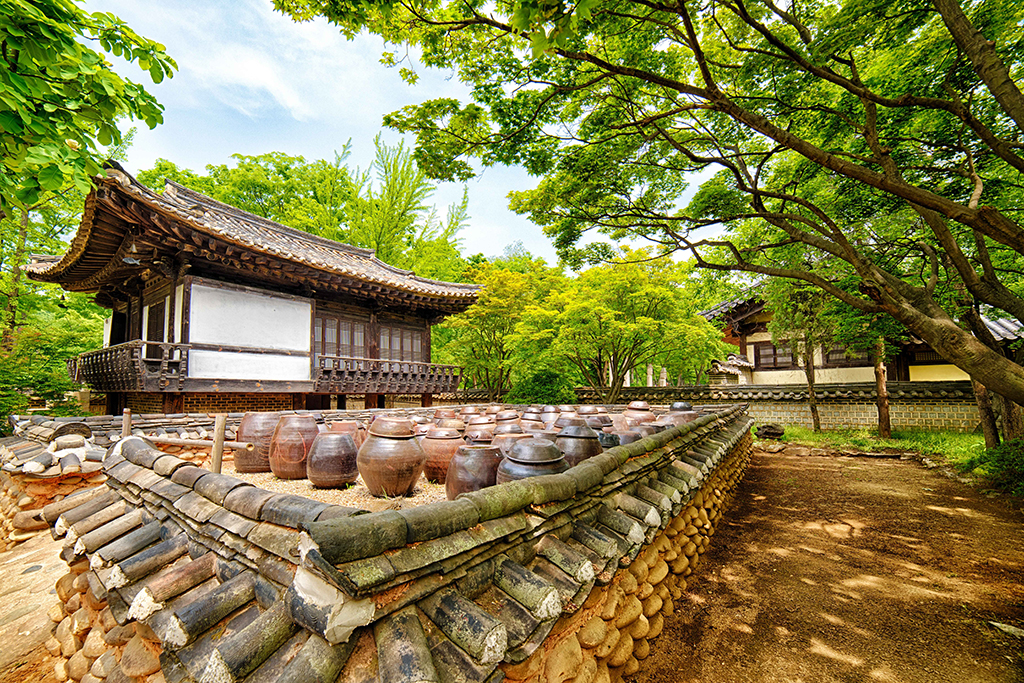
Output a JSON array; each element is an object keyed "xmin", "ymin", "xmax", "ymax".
[
  {"xmin": 38, "ymin": 406, "xmax": 751, "ymax": 683},
  {"xmin": 26, "ymin": 167, "xmax": 479, "ymax": 309}
]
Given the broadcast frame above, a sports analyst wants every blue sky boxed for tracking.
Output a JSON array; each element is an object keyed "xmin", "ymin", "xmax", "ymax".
[{"xmin": 88, "ymin": 0, "xmax": 559, "ymax": 263}]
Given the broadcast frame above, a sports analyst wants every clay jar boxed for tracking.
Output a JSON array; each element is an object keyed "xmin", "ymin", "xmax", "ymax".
[
  {"xmin": 495, "ymin": 410, "xmax": 521, "ymax": 425},
  {"xmin": 269, "ymin": 414, "xmax": 319, "ymax": 479},
  {"xmin": 496, "ymin": 438, "xmax": 569, "ymax": 484},
  {"xmin": 445, "ymin": 445, "xmax": 503, "ymax": 499},
  {"xmin": 421, "ymin": 427, "xmax": 464, "ymax": 483},
  {"xmin": 328, "ymin": 420, "xmax": 367, "ymax": 449},
  {"xmin": 622, "ymin": 400, "xmax": 655, "ymax": 423},
  {"xmin": 459, "ymin": 406, "xmax": 482, "ymax": 418},
  {"xmin": 436, "ymin": 418, "xmax": 466, "ymax": 434},
  {"xmin": 555, "ymin": 423, "xmax": 604, "ymax": 467},
  {"xmin": 357, "ymin": 416, "xmax": 426, "ymax": 497},
  {"xmin": 464, "ymin": 428, "xmax": 494, "ymax": 446},
  {"xmin": 434, "ymin": 408, "xmax": 457, "ymax": 423},
  {"xmin": 235, "ymin": 412, "xmax": 279, "ymax": 473},
  {"xmin": 306, "ymin": 432, "xmax": 359, "ymax": 488}
]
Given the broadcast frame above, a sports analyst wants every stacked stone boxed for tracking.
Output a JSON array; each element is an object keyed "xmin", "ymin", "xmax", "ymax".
[
  {"xmin": 45, "ymin": 558, "xmax": 163, "ymax": 683},
  {"xmin": 0, "ymin": 434, "xmax": 107, "ymax": 549},
  {"xmin": 496, "ymin": 427, "xmax": 753, "ymax": 683}
]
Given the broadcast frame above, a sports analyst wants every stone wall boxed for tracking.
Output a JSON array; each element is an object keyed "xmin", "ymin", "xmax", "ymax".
[
  {"xmin": 35, "ymin": 405, "xmax": 752, "ymax": 683},
  {"xmin": 576, "ymin": 381, "xmax": 980, "ymax": 432}
]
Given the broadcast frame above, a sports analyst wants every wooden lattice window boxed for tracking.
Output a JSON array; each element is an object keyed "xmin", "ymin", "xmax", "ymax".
[{"xmin": 754, "ymin": 341, "xmax": 794, "ymax": 369}]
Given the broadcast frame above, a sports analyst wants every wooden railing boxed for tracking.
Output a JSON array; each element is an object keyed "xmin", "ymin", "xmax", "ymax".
[
  {"xmin": 71, "ymin": 341, "xmax": 188, "ymax": 392},
  {"xmin": 313, "ymin": 355, "xmax": 462, "ymax": 394},
  {"xmin": 70, "ymin": 344, "xmax": 461, "ymax": 395}
]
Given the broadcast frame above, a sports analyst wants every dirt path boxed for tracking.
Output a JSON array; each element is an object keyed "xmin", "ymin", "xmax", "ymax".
[{"xmin": 633, "ymin": 448, "xmax": 1024, "ymax": 683}]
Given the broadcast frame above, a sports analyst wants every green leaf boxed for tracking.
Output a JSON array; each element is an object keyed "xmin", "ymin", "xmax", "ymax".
[{"xmin": 37, "ymin": 165, "xmax": 65, "ymax": 192}]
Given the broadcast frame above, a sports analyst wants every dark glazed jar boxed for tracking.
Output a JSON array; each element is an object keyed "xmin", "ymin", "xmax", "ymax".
[
  {"xmin": 307, "ymin": 432, "xmax": 359, "ymax": 488},
  {"xmin": 357, "ymin": 416, "xmax": 426, "ymax": 497},
  {"xmin": 269, "ymin": 414, "xmax": 319, "ymax": 479},
  {"xmin": 445, "ymin": 445, "xmax": 503, "ymax": 499},
  {"xmin": 422, "ymin": 427, "xmax": 464, "ymax": 483},
  {"xmin": 555, "ymin": 424, "xmax": 604, "ymax": 467},
  {"xmin": 496, "ymin": 438, "xmax": 569, "ymax": 484},
  {"xmin": 235, "ymin": 412, "xmax": 279, "ymax": 473}
]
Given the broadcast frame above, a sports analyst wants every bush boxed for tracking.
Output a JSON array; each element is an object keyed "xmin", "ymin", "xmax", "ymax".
[
  {"xmin": 505, "ymin": 370, "xmax": 577, "ymax": 405},
  {"xmin": 958, "ymin": 439, "xmax": 1024, "ymax": 496}
]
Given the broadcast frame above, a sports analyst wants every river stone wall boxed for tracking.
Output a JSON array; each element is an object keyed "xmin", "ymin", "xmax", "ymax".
[{"xmin": 36, "ymin": 404, "xmax": 752, "ymax": 683}]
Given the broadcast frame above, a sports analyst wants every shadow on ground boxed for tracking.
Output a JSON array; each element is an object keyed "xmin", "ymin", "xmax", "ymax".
[{"xmin": 632, "ymin": 448, "xmax": 1024, "ymax": 683}]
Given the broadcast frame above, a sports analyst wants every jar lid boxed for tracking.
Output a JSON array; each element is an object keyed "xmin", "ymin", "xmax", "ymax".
[
  {"xmin": 670, "ymin": 401, "xmax": 693, "ymax": 412},
  {"xmin": 368, "ymin": 416, "xmax": 416, "ymax": 438},
  {"xmin": 507, "ymin": 437, "xmax": 564, "ymax": 464},
  {"xmin": 425, "ymin": 427, "xmax": 462, "ymax": 440},
  {"xmin": 557, "ymin": 424, "xmax": 599, "ymax": 439},
  {"xmin": 627, "ymin": 400, "xmax": 651, "ymax": 411}
]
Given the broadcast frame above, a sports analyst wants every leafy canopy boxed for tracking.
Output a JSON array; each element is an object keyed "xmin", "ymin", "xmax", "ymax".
[
  {"xmin": 272, "ymin": 0, "xmax": 1024, "ymax": 403},
  {"xmin": 1, "ymin": 0, "xmax": 176, "ymax": 210}
]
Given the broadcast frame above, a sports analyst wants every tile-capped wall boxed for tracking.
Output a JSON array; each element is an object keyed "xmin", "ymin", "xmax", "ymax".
[{"xmin": 37, "ymin": 406, "xmax": 754, "ymax": 683}]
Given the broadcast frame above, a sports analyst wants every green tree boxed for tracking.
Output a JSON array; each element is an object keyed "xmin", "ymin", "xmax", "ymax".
[
  {"xmin": 765, "ymin": 280, "xmax": 837, "ymax": 432},
  {"xmin": 435, "ymin": 250, "xmax": 567, "ymax": 398},
  {"xmin": 1, "ymin": 0, "xmax": 175, "ymax": 211},
  {"xmin": 273, "ymin": 0, "xmax": 1024, "ymax": 405},
  {"xmin": 513, "ymin": 251, "xmax": 728, "ymax": 402},
  {"xmin": 138, "ymin": 142, "xmax": 470, "ymax": 272}
]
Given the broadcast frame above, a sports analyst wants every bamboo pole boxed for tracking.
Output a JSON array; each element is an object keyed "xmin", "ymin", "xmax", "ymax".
[{"xmin": 210, "ymin": 413, "xmax": 227, "ymax": 474}]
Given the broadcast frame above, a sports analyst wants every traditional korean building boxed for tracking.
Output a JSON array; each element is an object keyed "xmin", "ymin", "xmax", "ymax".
[
  {"xmin": 27, "ymin": 165, "xmax": 479, "ymax": 414},
  {"xmin": 702, "ymin": 293, "xmax": 1023, "ymax": 385}
]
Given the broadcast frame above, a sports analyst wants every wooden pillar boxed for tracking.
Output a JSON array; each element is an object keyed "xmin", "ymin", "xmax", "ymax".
[
  {"xmin": 210, "ymin": 413, "xmax": 227, "ymax": 474},
  {"xmin": 293, "ymin": 394, "xmax": 306, "ymax": 410},
  {"xmin": 163, "ymin": 393, "xmax": 184, "ymax": 414},
  {"xmin": 337, "ymin": 394, "xmax": 347, "ymax": 410},
  {"xmin": 420, "ymin": 393, "xmax": 433, "ymax": 408},
  {"xmin": 365, "ymin": 394, "xmax": 385, "ymax": 410}
]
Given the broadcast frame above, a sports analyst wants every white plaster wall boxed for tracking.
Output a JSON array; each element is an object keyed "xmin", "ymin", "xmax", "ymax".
[
  {"xmin": 188, "ymin": 350, "xmax": 310, "ymax": 380},
  {"xmin": 910, "ymin": 364, "xmax": 970, "ymax": 381},
  {"xmin": 175, "ymin": 285, "xmax": 184, "ymax": 342},
  {"xmin": 189, "ymin": 284, "xmax": 311, "ymax": 351}
]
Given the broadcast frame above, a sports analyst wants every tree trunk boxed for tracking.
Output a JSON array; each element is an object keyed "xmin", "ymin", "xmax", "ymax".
[
  {"xmin": 2, "ymin": 208, "xmax": 28, "ymax": 347},
  {"xmin": 802, "ymin": 337, "xmax": 820, "ymax": 432},
  {"xmin": 873, "ymin": 338, "xmax": 891, "ymax": 438},
  {"xmin": 997, "ymin": 395, "xmax": 1024, "ymax": 441},
  {"xmin": 973, "ymin": 380, "xmax": 1000, "ymax": 448}
]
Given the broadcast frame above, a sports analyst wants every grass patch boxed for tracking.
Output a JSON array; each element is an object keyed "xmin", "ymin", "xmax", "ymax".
[{"xmin": 769, "ymin": 425, "xmax": 985, "ymax": 466}]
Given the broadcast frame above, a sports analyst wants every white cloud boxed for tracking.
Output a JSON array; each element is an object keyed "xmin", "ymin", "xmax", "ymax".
[{"xmin": 87, "ymin": 0, "xmax": 559, "ymax": 264}]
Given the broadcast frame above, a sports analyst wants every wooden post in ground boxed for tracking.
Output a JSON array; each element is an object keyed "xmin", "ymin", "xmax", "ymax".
[
  {"xmin": 210, "ymin": 413, "xmax": 227, "ymax": 474},
  {"xmin": 121, "ymin": 409, "xmax": 132, "ymax": 438},
  {"xmin": 420, "ymin": 393, "xmax": 433, "ymax": 408}
]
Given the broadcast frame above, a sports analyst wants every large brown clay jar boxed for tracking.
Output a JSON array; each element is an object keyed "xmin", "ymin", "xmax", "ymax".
[
  {"xmin": 496, "ymin": 438, "xmax": 569, "ymax": 484},
  {"xmin": 269, "ymin": 414, "xmax": 319, "ymax": 479},
  {"xmin": 307, "ymin": 432, "xmax": 359, "ymax": 488},
  {"xmin": 357, "ymin": 416, "xmax": 426, "ymax": 497},
  {"xmin": 555, "ymin": 424, "xmax": 603, "ymax": 467},
  {"xmin": 235, "ymin": 412, "xmax": 279, "ymax": 473},
  {"xmin": 422, "ymin": 427, "xmax": 464, "ymax": 483},
  {"xmin": 445, "ymin": 445, "xmax": 503, "ymax": 499}
]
